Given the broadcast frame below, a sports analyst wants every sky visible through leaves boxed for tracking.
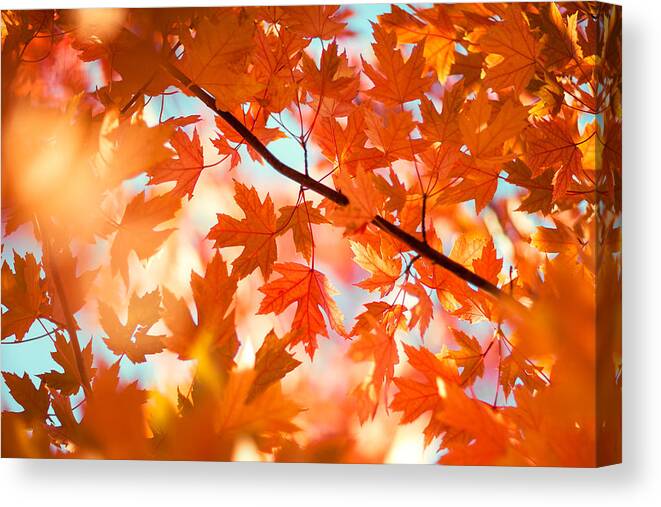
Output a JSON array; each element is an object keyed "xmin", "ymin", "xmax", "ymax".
[{"xmin": 1, "ymin": 3, "xmax": 621, "ymax": 465}]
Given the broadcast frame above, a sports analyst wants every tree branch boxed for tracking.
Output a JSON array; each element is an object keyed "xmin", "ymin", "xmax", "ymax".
[
  {"xmin": 37, "ymin": 217, "xmax": 93, "ymax": 399},
  {"xmin": 157, "ymin": 56, "xmax": 523, "ymax": 309}
]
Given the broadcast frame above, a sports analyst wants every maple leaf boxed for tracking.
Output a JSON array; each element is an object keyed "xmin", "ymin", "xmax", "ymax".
[
  {"xmin": 437, "ymin": 382, "xmax": 509, "ymax": 465},
  {"xmin": 207, "ymin": 181, "xmax": 278, "ymax": 281},
  {"xmin": 363, "ymin": 22, "xmax": 434, "ymax": 106},
  {"xmin": 39, "ymin": 331, "xmax": 96, "ymax": 396},
  {"xmin": 301, "ymin": 41, "xmax": 359, "ymax": 102},
  {"xmin": 328, "ymin": 169, "xmax": 385, "ymax": 235},
  {"xmin": 403, "ymin": 280, "xmax": 434, "ymax": 338},
  {"xmin": 258, "ymin": 263, "xmax": 346, "ymax": 358},
  {"xmin": 364, "ymin": 108, "xmax": 422, "ymax": 163},
  {"xmin": 246, "ymin": 330, "xmax": 302, "ymax": 403},
  {"xmin": 499, "ymin": 348, "xmax": 546, "ymax": 398},
  {"xmin": 276, "ymin": 201, "xmax": 328, "ymax": 263},
  {"xmin": 178, "ymin": 13, "xmax": 262, "ymax": 111},
  {"xmin": 530, "ymin": 219, "xmax": 583, "ymax": 256},
  {"xmin": 148, "ymin": 128, "xmax": 205, "ymax": 198},
  {"xmin": 472, "ymin": 239, "xmax": 503, "ymax": 285},
  {"xmin": 418, "ymin": 85, "xmax": 464, "ymax": 146},
  {"xmin": 252, "ymin": 24, "xmax": 309, "ymax": 112},
  {"xmin": 448, "ymin": 329, "xmax": 485, "ymax": 386},
  {"xmin": 98, "ymin": 110, "xmax": 177, "ymax": 187},
  {"xmin": 348, "ymin": 315, "xmax": 399, "ymax": 393},
  {"xmin": 524, "ymin": 117, "xmax": 584, "ymax": 200},
  {"xmin": 437, "ymin": 91, "xmax": 528, "ymax": 211},
  {"xmin": 450, "ymin": 51, "xmax": 485, "ymax": 87},
  {"xmin": 2, "ymin": 372, "xmax": 49, "ymax": 422},
  {"xmin": 282, "ymin": 5, "xmax": 348, "ymax": 40},
  {"xmin": 417, "ymin": 232, "xmax": 487, "ymax": 312},
  {"xmin": 505, "ymin": 160, "xmax": 554, "ymax": 215},
  {"xmin": 1, "ymin": 252, "xmax": 48, "ymax": 342},
  {"xmin": 391, "ymin": 344, "xmax": 459, "ymax": 445},
  {"xmin": 314, "ymin": 107, "xmax": 383, "ymax": 174},
  {"xmin": 215, "ymin": 369, "xmax": 303, "ymax": 453},
  {"xmin": 350, "ymin": 239, "xmax": 401, "ymax": 297},
  {"xmin": 110, "ymin": 191, "xmax": 181, "ymax": 283},
  {"xmin": 459, "ymin": 90, "xmax": 529, "ymax": 165},
  {"xmin": 78, "ymin": 361, "xmax": 149, "ymax": 459},
  {"xmin": 162, "ymin": 252, "xmax": 238, "ymax": 374},
  {"xmin": 539, "ymin": 3, "xmax": 584, "ymax": 72},
  {"xmin": 379, "ymin": 4, "xmax": 459, "ymax": 83},
  {"xmin": 99, "ymin": 289, "xmax": 165, "ymax": 363},
  {"xmin": 480, "ymin": 3, "xmax": 540, "ymax": 93}
]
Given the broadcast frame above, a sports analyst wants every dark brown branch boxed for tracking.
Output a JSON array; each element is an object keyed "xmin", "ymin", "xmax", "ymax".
[
  {"xmin": 157, "ymin": 57, "xmax": 523, "ymax": 309},
  {"xmin": 37, "ymin": 217, "xmax": 93, "ymax": 399}
]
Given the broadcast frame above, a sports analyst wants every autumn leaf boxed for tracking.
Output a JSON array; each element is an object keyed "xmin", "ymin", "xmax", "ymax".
[
  {"xmin": 246, "ymin": 330, "xmax": 302, "ymax": 403},
  {"xmin": 0, "ymin": 4, "xmax": 621, "ymax": 465},
  {"xmin": 530, "ymin": 219, "xmax": 583, "ymax": 256},
  {"xmin": 39, "ymin": 331, "xmax": 96, "ymax": 396},
  {"xmin": 148, "ymin": 128, "xmax": 205, "ymax": 198},
  {"xmin": 328, "ymin": 169, "xmax": 385, "ymax": 234},
  {"xmin": 276, "ymin": 201, "xmax": 328, "ymax": 263},
  {"xmin": 258, "ymin": 263, "xmax": 346, "ymax": 358},
  {"xmin": 403, "ymin": 280, "xmax": 434, "ymax": 338},
  {"xmin": 281, "ymin": 5, "xmax": 349, "ymax": 40},
  {"xmin": 2, "ymin": 372, "xmax": 49, "ymax": 422},
  {"xmin": 448, "ymin": 329, "xmax": 485, "ymax": 386},
  {"xmin": 162, "ymin": 252, "xmax": 238, "ymax": 374},
  {"xmin": 348, "ymin": 314, "xmax": 399, "ymax": 393},
  {"xmin": 1, "ymin": 252, "xmax": 48, "ymax": 342},
  {"xmin": 314, "ymin": 106, "xmax": 383, "ymax": 174},
  {"xmin": 350, "ymin": 239, "xmax": 401, "ymax": 297},
  {"xmin": 178, "ymin": 13, "xmax": 262, "ymax": 110},
  {"xmin": 524, "ymin": 117, "xmax": 584, "ymax": 200},
  {"xmin": 480, "ymin": 3, "xmax": 540, "ymax": 93},
  {"xmin": 99, "ymin": 290, "xmax": 164, "ymax": 363},
  {"xmin": 472, "ymin": 239, "xmax": 503, "ymax": 285},
  {"xmin": 459, "ymin": 90, "xmax": 529, "ymax": 165},
  {"xmin": 207, "ymin": 181, "xmax": 278, "ymax": 281},
  {"xmin": 391, "ymin": 344, "xmax": 459, "ymax": 444},
  {"xmin": 215, "ymin": 369, "xmax": 302, "ymax": 451},
  {"xmin": 301, "ymin": 41, "xmax": 358, "ymax": 102},
  {"xmin": 215, "ymin": 110, "xmax": 285, "ymax": 164},
  {"xmin": 364, "ymin": 108, "xmax": 421, "ymax": 162},
  {"xmin": 78, "ymin": 361, "xmax": 149, "ymax": 459},
  {"xmin": 98, "ymin": 110, "xmax": 176, "ymax": 187},
  {"xmin": 110, "ymin": 191, "xmax": 181, "ymax": 283},
  {"xmin": 379, "ymin": 4, "xmax": 459, "ymax": 83},
  {"xmin": 363, "ymin": 22, "xmax": 434, "ymax": 106}
]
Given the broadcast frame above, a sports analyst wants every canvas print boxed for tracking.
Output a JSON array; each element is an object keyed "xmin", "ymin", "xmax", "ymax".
[{"xmin": 1, "ymin": 2, "xmax": 621, "ymax": 466}]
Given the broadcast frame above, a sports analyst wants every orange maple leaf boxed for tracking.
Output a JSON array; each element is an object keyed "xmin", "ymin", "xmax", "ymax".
[
  {"xmin": 258, "ymin": 262, "xmax": 346, "ymax": 358},
  {"xmin": 207, "ymin": 181, "xmax": 278, "ymax": 281},
  {"xmin": 480, "ymin": 3, "xmax": 540, "ymax": 93},
  {"xmin": 363, "ymin": 22, "xmax": 434, "ymax": 106},
  {"xmin": 246, "ymin": 330, "xmax": 302, "ymax": 403},
  {"xmin": 350, "ymin": 239, "xmax": 401, "ymax": 297},
  {"xmin": 110, "ymin": 191, "xmax": 181, "ymax": 283},
  {"xmin": 99, "ymin": 290, "xmax": 164, "ymax": 364},
  {"xmin": 276, "ymin": 201, "xmax": 328, "ymax": 263},
  {"xmin": 281, "ymin": 5, "xmax": 349, "ymax": 40},
  {"xmin": 162, "ymin": 252, "xmax": 239, "ymax": 373},
  {"xmin": 38, "ymin": 332, "xmax": 96, "ymax": 396},
  {"xmin": 1, "ymin": 252, "xmax": 48, "ymax": 342},
  {"xmin": 178, "ymin": 13, "xmax": 262, "ymax": 110},
  {"xmin": 149, "ymin": 128, "xmax": 205, "ymax": 198}
]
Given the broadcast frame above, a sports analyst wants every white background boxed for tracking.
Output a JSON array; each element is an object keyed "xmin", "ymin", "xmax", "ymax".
[{"xmin": 1, "ymin": 0, "xmax": 659, "ymax": 505}]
